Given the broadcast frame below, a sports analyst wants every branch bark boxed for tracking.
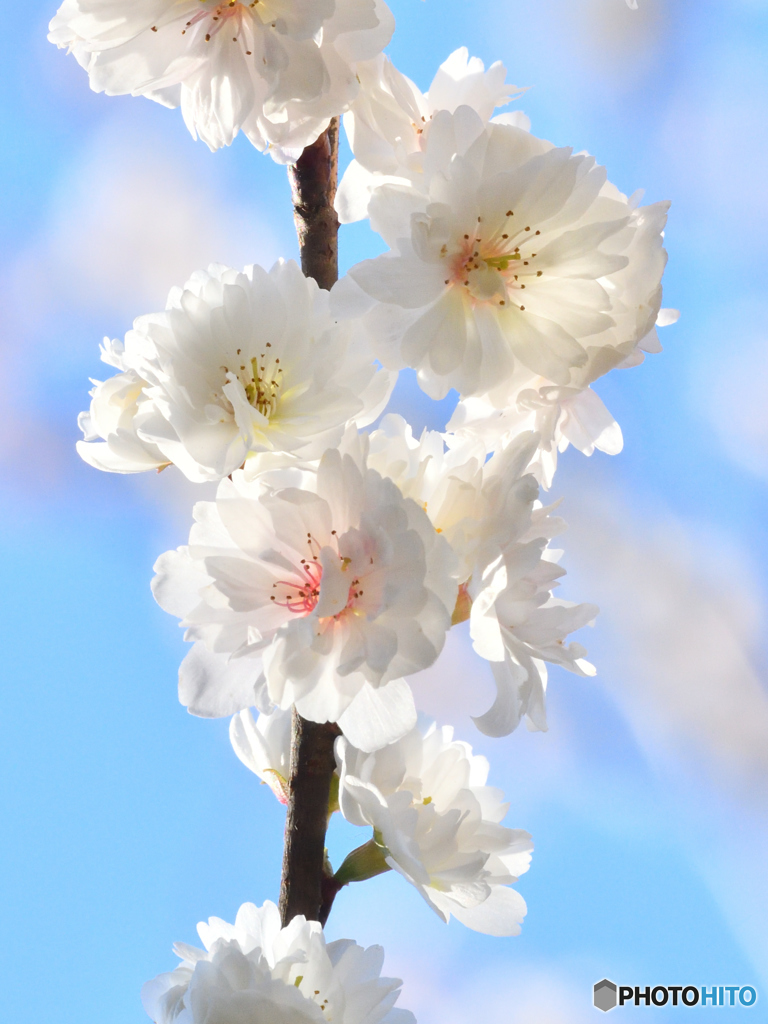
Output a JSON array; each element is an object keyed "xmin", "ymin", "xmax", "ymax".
[
  {"xmin": 279, "ymin": 710, "xmax": 340, "ymax": 925},
  {"xmin": 279, "ymin": 121, "xmax": 341, "ymax": 928},
  {"xmin": 287, "ymin": 118, "xmax": 339, "ymax": 291}
]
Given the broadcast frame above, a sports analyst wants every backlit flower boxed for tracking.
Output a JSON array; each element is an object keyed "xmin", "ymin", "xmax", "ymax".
[
  {"xmin": 337, "ymin": 717, "xmax": 532, "ymax": 936},
  {"xmin": 448, "ymin": 384, "xmax": 623, "ymax": 489},
  {"xmin": 366, "ymin": 413, "xmax": 540, "ymax": 587},
  {"xmin": 445, "ymin": 309, "xmax": 679, "ymax": 488},
  {"xmin": 78, "ymin": 261, "xmax": 392, "ymax": 483},
  {"xmin": 344, "ymin": 110, "xmax": 670, "ymax": 405},
  {"xmin": 141, "ymin": 900, "xmax": 415, "ymax": 1023},
  {"xmin": 363, "ymin": 414, "xmax": 596, "ymax": 732},
  {"xmin": 76, "ymin": 337, "xmax": 169, "ymax": 474},
  {"xmin": 152, "ymin": 432, "xmax": 458, "ymax": 751},
  {"xmin": 336, "ymin": 48, "xmax": 526, "ymax": 223},
  {"xmin": 49, "ymin": 0, "xmax": 395, "ymax": 160},
  {"xmin": 469, "ymin": 543, "xmax": 598, "ymax": 736}
]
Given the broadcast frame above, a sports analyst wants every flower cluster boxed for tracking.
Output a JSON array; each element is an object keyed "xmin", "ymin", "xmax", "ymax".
[{"xmin": 53, "ymin": 2, "xmax": 670, "ymax": 1018}]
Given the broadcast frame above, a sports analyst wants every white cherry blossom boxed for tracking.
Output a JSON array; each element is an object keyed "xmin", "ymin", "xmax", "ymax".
[
  {"xmin": 142, "ymin": 900, "xmax": 415, "ymax": 1023},
  {"xmin": 462, "ymin": 442, "xmax": 597, "ymax": 736},
  {"xmin": 366, "ymin": 413, "xmax": 539, "ymax": 587},
  {"xmin": 230, "ymin": 706, "xmax": 293, "ymax": 804},
  {"xmin": 342, "ymin": 109, "xmax": 670, "ymax": 406},
  {"xmin": 337, "ymin": 48, "xmax": 526, "ymax": 223},
  {"xmin": 152, "ymin": 432, "xmax": 458, "ymax": 751},
  {"xmin": 49, "ymin": 0, "xmax": 395, "ymax": 160},
  {"xmin": 337, "ymin": 717, "xmax": 532, "ymax": 936},
  {"xmin": 77, "ymin": 337, "xmax": 169, "ymax": 474},
  {"xmin": 363, "ymin": 413, "xmax": 597, "ymax": 731},
  {"xmin": 469, "ymin": 545, "xmax": 598, "ymax": 736},
  {"xmin": 78, "ymin": 260, "xmax": 392, "ymax": 483}
]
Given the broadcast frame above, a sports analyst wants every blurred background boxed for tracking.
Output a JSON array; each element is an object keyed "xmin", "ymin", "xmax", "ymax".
[{"xmin": 1, "ymin": 0, "xmax": 767, "ymax": 1020}]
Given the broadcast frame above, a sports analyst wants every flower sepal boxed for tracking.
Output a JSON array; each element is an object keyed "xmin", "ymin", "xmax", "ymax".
[{"xmin": 334, "ymin": 837, "xmax": 392, "ymax": 887}]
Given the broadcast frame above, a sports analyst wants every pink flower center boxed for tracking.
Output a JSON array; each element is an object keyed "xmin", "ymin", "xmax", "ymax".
[
  {"xmin": 271, "ymin": 558, "xmax": 323, "ymax": 615},
  {"xmin": 269, "ymin": 535, "xmax": 369, "ymax": 619},
  {"xmin": 443, "ymin": 213, "xmax": 543, "ymax": 310},
  {"xmin": 182, "ymin": 2, "xmax": 257, "ymax": 42}
]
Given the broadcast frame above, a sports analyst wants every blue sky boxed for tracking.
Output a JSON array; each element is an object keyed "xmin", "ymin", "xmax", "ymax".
[{"xmin": 1, "ymin": 1, "xmax": 767, "ymax": 1021}]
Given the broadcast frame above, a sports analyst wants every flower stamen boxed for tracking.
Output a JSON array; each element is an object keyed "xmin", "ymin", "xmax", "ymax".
[
  {"xmin": 184, "ymin": 1, "xmax": 252, "ymax": 41},
  {"xmin": 271, "ymin": 559, "xmax": 323, "ymax": 615}
]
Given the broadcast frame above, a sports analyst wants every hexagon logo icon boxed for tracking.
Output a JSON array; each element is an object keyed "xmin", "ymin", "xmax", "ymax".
[{"xmin": 594, "ymin": 979, "xmax": 618, "ymax": 1012}]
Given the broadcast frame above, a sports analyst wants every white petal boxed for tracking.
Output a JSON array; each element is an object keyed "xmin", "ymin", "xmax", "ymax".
[
  {"xmin": 472, "ymin": 658, "xmax": 533, "ymax": 737},
  {"xmin": 337, "ymin": 678, "xmax": 417, "ymax": 753},
  {"xmin": 442, "ymin": 884, "xmax": 527, "ymax": 936},
  {"xmin": 179, "ymin": 643, "xmax": 266, "ymax": 718},
  {"xmin": 350, "ymin": 254, "xmax": 445, "ymax": 309},
  {"xmin": 560, "ymin": 387, "xmax": 623, "ymax": 456},
  {"xmin": 336, "ymin": 158, "xmax": 377, "ymax": 224}
]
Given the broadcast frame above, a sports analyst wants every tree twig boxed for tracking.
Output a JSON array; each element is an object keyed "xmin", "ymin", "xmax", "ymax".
[
  {"xmin": 287, "ymin": 118, "xmax": 339, "ymax": 291},
  {"xmin": 279, "ymin": 710, "xmax": 341, "ymax": 925}
]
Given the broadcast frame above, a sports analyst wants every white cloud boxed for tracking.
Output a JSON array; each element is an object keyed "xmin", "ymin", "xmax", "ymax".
[
  {"xmin": 566, "ymin": 487, "xmax": 768, "ymax": 800},
  {"xmin": 3, "ymin": 110, "xmax": 286, "ymax": 353},
  {"xmin": 563, "ymin": 480, "xmax": 768, "ymax": 982},
  {"xmin": 566, "ymin": 0, "xmax": 668, "ymax": 85},
  {"xmin": 408, "ymin": 624, "xmax": 496, "ymax": 729},
  {"xmin": 691, "ymin": 302, "xmax": 768, "ymax": 482}
]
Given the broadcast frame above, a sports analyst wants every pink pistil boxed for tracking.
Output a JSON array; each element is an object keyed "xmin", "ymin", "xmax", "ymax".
[
  {"xmin": 270, "ymin": 560, "xmax": 367, "ymax": 620},
  {"xmin": 272, "ymin": 559, "xmax": 323, "ymax": 615}
]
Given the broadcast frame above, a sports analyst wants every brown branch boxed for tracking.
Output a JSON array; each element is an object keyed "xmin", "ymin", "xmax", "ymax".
[
  {"xmin": 319, "ymin": 872, "xmax": 344, "ymax": 928},
  {"xmin": 278, "ymin": 122, "xmax": 342, "ymax": 929},
  {"xmin": 279, "ymin": 710, "xmax": 341, "ymax": 925},
  {"xmin": 287, "ymin": 118, "xmax": 340, "ymax": 291}
]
